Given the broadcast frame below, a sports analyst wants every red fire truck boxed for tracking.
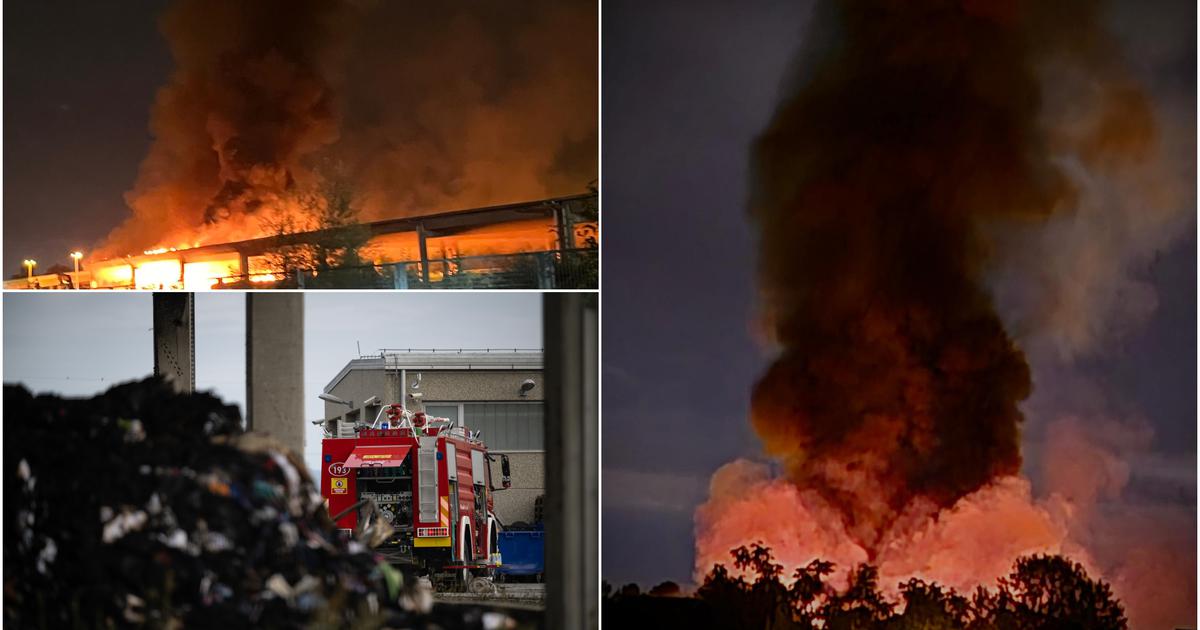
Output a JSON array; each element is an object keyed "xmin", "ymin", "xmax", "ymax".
[{"xmin": 320, "ymin": 404, "xmax": 511, "ymax": 582}]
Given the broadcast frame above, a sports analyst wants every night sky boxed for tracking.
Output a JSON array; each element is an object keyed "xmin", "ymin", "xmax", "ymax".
[
  {"xmin": 602, "ymin": 0, "xmax": 1196, "ymax": 590},
  {"xmin": 4, "ymin": 0, "xmax": 172, "ymax": 276},
  {"xmin": 602, "ymin": 0, "xmax": 814, "ymax": 586}
]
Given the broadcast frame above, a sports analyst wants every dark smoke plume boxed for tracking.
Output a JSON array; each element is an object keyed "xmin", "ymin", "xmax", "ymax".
[
  {"xmin": 100, "ymin": 0, "xmax": 596, "ymax": 256},
  {"xmin": 748, "ymin": 0, "xmax": 1155, "ymax": 552},
  {"xmin": 330, "ymin": 0, "xmax": 598, "ymax": 221},
  {"xmin": 100, "ymin": 0, "xmax": 356, "ymax": 256}
]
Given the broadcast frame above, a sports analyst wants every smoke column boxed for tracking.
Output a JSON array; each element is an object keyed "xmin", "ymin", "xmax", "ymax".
[
  {"xmin": 744, "ymin": 0, "xmax": 1156, "ymax": 554},
  {"xmin": 99, "ymin": 0, "xmax": 355, "ymax": 256},
  {"xmin": 697, "ymin": 1, "xmax": 1194, "ymax": 626}
]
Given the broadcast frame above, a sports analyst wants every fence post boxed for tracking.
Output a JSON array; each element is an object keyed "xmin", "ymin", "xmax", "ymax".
[
  {"xmin": 417, "ymin": 223, "xmax": 431, "ymax": 286},
  {"xmin": 393, "ymin": 264, "xmax": 408, "ymax": 290},
  {"xmin": 538, "ymin": 253, "xmax": 556, "ymax": 289}
]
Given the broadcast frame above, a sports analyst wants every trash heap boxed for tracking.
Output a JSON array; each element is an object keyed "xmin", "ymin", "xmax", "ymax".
[{"xmin": 3, "ymin": 378, "xmax": 502, "ymax": 629}]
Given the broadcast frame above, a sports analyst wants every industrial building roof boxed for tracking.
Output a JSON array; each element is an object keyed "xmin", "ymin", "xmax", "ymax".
[
  {"xmin": 323, "ymin": 349, "xmax": 544, "ymax": 393},
  {"xmin": 102, "ymin": 193, "xmax": 593, "ymax": 265}
]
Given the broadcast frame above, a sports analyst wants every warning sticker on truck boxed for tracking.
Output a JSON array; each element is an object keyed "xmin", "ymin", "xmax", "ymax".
[{"xmin": 331, "ymin": 478, "xmax": 348, "ymax": 494}]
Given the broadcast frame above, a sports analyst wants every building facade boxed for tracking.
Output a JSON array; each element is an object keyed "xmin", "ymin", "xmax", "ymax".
[{"xmin": 322, "ymin": 349, "xmax": 545, "ymax": 526}]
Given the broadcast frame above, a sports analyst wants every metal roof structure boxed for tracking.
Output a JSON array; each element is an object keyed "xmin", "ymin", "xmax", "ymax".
[
  {"xmin": 323, "ymin": 349, "xmax": 544, "ymax": 393},
  {"xmin": 105, "ymin": 193, "xmax": 594, "ymax": 264}
]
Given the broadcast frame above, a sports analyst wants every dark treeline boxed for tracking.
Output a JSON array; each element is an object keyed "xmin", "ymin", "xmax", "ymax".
[{"xmin": 603, "ymin": 543, "xmax": 1126, "ymax": 629}]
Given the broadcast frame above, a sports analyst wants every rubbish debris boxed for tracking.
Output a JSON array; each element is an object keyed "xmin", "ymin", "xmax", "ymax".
[{"xmin": 4, "ymin": 378, "xmax": 536, "ymax": 628}]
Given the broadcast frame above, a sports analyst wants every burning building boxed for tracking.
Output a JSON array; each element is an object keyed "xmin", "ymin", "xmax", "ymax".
[
  {"xmin": 7, "ymin": 0, "xmax": 598, "ymax": 289},
  {"xmin": 8, "ymin": 194, "xmax": 597, "ymax": 290}
]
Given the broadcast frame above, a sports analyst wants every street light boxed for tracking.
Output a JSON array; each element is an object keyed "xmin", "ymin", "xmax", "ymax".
[
  {"xmin": 70, "ymin": 251, "xmax": 83, "ymax": 273},
  {"xmin": 22, "ymin": 259, "xmax": 36, "ymax": 282}
]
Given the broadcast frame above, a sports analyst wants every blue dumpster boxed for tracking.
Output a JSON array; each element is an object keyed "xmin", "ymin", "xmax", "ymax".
[{"xmin": 497, "ymin": 530, "xmax": 544, "ymax": 576}]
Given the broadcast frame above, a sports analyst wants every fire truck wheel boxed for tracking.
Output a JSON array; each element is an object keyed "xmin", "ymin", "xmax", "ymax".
[{"xmin": 459, "ymin": 527, "xmax": 473, "ymax": 588}]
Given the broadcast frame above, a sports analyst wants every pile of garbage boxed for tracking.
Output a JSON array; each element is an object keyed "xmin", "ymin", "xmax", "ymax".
[{"xmin": 3, "ymin": 378, "xmax": 516, "ymax": 629}]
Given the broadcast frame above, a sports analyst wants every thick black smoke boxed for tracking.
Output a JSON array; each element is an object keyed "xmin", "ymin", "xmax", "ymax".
[
  {"xmin": 101, "ymin": 0, "xmax": 355, "ymax": 256},
  {"xmin": 747, "ymin": 0, "xmax": 1155, "ymax": 551}
]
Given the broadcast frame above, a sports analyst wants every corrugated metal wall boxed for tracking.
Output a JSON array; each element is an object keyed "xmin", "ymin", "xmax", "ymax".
[
  {"xmin": 466, "ymin": 402, "xmax": 544, "ymax": 450},
  {"xmin": 427, "ymin": 402, "xmax": 544, "ymax": 451}
]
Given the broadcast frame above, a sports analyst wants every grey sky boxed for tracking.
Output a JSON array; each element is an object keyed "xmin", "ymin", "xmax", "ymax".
[{"xmin": 3, "ymin": 292, "xmax": 542, "ymax": 477}]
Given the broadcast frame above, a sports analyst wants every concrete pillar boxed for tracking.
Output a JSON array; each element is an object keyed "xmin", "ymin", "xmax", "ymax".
[
  {"xmin": 152, "ymin": 293, "xmax": 195, "ymax": 393},
  {"xmin": 543, "ymin": 293, "xmax": 598, "ymax": 630},
  {"xmin": 246, "ymin": 293, "xmax": 305, "ymax": 457}
]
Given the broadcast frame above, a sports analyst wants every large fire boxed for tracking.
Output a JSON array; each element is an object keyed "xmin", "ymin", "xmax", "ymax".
[
  {"xmin": 696, "ymin": 1, "xmax": 1194, "ymax": 628},
  {"xmin": 87, "ymin": 0, "xmax": 595, "ymax": 266},
  {"xmin": 695, "ymin": 461, "xmax": 1083, "ymax": 598},
  {"xmin": 77, "ymin": 212, "xmax": 592, "ymax": 290},
  {"xmin": 695, "ymin": 416, "xmax": 1195, "ymax": 628}
]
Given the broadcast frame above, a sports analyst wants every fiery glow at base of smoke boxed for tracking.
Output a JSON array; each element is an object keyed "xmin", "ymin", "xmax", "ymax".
[
  {"xmin": 694, "ymin": 459, "xmax": 1091, "ymax": 598},
  {"xmin": 69, "ymin": 216, "xmax": 588, "ymax": 290},
  {"xmin": 694, "ymin": 452, "xmax": 1195, "ymax": 628}
]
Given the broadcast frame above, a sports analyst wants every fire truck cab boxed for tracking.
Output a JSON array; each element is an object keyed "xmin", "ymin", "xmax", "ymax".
[{"xmin": 320, "ymin": 403, "xmax": 511, "ymax": 582}]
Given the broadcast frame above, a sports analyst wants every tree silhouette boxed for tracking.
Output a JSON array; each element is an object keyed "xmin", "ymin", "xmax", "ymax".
[
  {"xmin": 824, "ymin": 565, "xmax": 895, "ymax": 629},
  {"xmin": 889, "ymin": 579, "xmax": 971, "ymax": 629},
  {"xmin": 648, "ymin": 581, "xmax": 681, "ymax": 597},
  {"xmin": 603, "ymin": 544, "xmax": 1128, "ymax": 630},
  {"xmin": 987, "ymin": 555, "xmax": 1126, "ymax": 630},
  {"xmin": 258, "ymin": 166, "xmax": 374, "ymax": 287}
]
